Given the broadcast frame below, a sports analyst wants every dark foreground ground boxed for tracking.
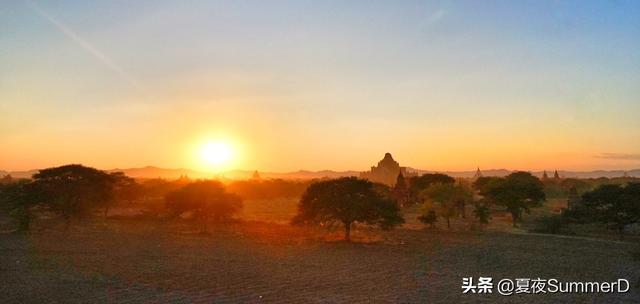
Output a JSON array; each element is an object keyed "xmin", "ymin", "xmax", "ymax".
[{"xmin": 1, "ymin": 220, "xmax": 639, "ymax": 303}]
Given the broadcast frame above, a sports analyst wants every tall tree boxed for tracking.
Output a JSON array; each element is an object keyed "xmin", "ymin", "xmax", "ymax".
[
  {"xmin": 477, "ymin": 172, "xmax": 545, "ymax": 227},
  {"xmin": 292, "ymin": 177, "xmax": 404, "ymax": 241}
]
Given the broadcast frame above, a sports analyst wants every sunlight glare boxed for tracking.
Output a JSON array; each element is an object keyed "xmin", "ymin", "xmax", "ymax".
[{"xmin": 201, "ymin": 141, "xmax": 233, "ymax": 166}]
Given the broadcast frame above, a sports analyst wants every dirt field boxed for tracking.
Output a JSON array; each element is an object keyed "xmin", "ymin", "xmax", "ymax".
[{"xmin": 2, "ymin": 215, "xmax": 639, "ymax": 303}]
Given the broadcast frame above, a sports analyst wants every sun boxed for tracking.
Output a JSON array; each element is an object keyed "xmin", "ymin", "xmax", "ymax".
[{"xmin": 200, "ymin": 141, "xmax": 233, "ymax": 166}]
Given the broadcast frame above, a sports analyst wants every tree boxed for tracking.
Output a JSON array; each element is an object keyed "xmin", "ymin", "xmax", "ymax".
[
  {"xmin": 0, "ymin": 180, "xmax": 38, "ymax": 231},
  {"xmin": 292, "ymin": 177, "xmax": 404, "ymax": 241},
  {"xmin": 477, "ymin": 172, "xmax": 545, "ymax": 227},
  {"xmin": 31, "ymin": 164, "xmax": 118, "ymax": 227},
  {"xmin": 581, "ymin": 183, "xmax": 640, "ymax": 238},
  {"xmin": 420, "ymin": 182, "xmax": 473, "ymax": 229},
  {"xmin": 417, "ymin": 209, "xmax": 438, "ymax": 228},
  {"xmin": 165, "ymin": 180, "xmax": 242, "ymax": 232},
  {"xmin": 109, "ymin": 172, "xmax": 142, "ymax": 216},
  {"xmin": 472, "ymin": 176, "xmax": 503, "ymax": 193},
  {"xmin": 408, "ymin": 174, "xmax": 455, "ymax": 203},
  {"xmin": 473, "ymin": 203, "xmax": 491, "ymax": 229},
  {"xmin": 455, "ymin": 180, "xmax": 474, "ymax": 218}
]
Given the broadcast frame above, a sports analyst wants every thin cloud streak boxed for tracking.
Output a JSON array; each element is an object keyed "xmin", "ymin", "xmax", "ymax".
[
  {"xmin": 24, "ymin": 0, "xmax": 141, "ymax": 89},
  {"xmin": 595, "ymin": 153, "xmax": 640, "ymax": 160}
]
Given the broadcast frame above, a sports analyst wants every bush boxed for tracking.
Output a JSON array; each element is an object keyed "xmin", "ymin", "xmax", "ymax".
[
  {"xmin": 530, "ymin": 215, "xmax": 573, "ymax": 235},
  {"xmin": 418, "ymin": 210, "xmax": 437, "ymax": 228}
]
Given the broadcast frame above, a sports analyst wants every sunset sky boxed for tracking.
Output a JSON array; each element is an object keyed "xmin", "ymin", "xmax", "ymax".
[{"xmin": 1, "ymin": 1, "xmax": 639, "ymax": 172}]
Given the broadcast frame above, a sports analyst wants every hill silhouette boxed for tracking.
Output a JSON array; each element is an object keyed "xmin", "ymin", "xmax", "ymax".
[{"xmin": 2, "ymin": 166, "xmax": 638, "ymax": 180}]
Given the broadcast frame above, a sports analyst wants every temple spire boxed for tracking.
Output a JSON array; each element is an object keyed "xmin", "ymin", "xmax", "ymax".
[{"xmin": 472, "ymin": 167, "xmax": 483, "ymax": 180}]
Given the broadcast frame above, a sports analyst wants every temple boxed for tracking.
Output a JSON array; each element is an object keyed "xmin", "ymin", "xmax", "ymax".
[
  {"xmin": 542, "ymin": 170, "xmax": 549, "ymax": 181},
  {"xmin": 392, "ymin": 172, "xmax": 410, "ymax": 207},
  {"xmin": 472, "ymin": 167, "xmax": 483, "ymax": 180},
  {"xmin": 360, "ymin": 153, "xmax": 414, "ymax": 186}
]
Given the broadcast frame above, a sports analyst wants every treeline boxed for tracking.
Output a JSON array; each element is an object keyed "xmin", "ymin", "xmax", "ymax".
[
  {"xmin": 290, "ymin": 172, "xmax": 547, "ymax": 240},
  {"xmin": 2, "ymin": 164, "xmax": 639, "ymax": 241},
  {"xmin": 0, "ymin": 164, "xmax": 322, "ymax": 233},
  {"xmin": 293, "ymin": 172, "xmax": 640, "ymax": 240},
  {"xmin": 541, "ymin": 176, "xmax": 640, "ymax": 199},
  {"xmin": 537, "ymin": 182, "xmax": 640, "ymax": 239},
  {"xmin": 0, "ymin": 165, "xmax": 251, "ymax": 233}
]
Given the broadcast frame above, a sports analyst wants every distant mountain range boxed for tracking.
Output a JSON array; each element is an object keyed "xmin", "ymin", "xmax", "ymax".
[{"xmin": 1, "ymin": 166, "xmax": 639, "ymax": 180}]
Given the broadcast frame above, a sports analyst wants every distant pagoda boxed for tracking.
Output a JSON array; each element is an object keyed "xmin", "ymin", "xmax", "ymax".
[
  {"xmin": 553, "ymin": 170, "xmax": 560, "ymax": 180},
  {"xmin": 472, "ymin": 167, "xmax": 483, "ymax": 180},
  {"xmin": 542, "ymin": 170, "xmax": 549, "ymax": 182},
  {"xmin": 252, "ymin": 170, "xmax": 261, "ymax": 180}
]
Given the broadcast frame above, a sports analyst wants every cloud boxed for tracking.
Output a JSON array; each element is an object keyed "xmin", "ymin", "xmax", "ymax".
[
  {"xmin": 595, "ymin": 153, "xmax": 640, "ymax": 160},
  {"xmin": 24, "ymin": 0, "xmax": 141, "ymax": 89}
]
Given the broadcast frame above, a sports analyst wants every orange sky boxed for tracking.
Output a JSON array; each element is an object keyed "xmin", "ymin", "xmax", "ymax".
[{"xmin": 1, "ymin": 1, "xmax": 639, "ymax": 172}]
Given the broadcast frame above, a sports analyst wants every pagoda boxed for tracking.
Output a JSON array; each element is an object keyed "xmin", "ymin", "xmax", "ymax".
[
  {"xmin": 472, "ymin": 167, "xmax": 483, "ymax": 180},
  {"xmin": 360, "ymin": 153, "xmax": 413, "ymax": 186}
]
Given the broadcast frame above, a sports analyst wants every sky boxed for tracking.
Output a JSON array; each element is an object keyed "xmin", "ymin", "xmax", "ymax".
[{"xmin": 1, "ymin": 0, "xmax": 639, "ymax": 172}]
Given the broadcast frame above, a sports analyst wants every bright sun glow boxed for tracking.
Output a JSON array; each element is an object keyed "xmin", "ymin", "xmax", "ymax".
[{"xmin": 200, "ymin": 141, "xmax": 233, "ymax": 166}]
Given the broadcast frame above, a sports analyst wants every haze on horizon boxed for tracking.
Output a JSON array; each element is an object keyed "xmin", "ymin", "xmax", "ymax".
[{"xmin": 1, "ymin": 1, "xmax": 639, "ymax": 173}]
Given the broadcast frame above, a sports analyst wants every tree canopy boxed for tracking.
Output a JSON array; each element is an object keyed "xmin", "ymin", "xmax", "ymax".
[
  {"xmin": 580, "ymin": 183, "xmax": 640, "ymax": 237},
  {"xmin": 292, "ymin": 177, "xmax": 404, "ymax": 241},
  {"xmin": 31, "ymin": 164, "xmax": 118, "ymax": 225},
  {"xmin": 0, "ymin": 180, "xmax": 38, "ymax": 231},
  {"xmin": 475, "ymin": 171, "xmax": 545, "ymax": 227},
  {"xmin": 420, "ymin": 182, "xmax": 473, "ymax": 229},
  {"xmin": 165, "ymin": 180, "xmax": 242, "ymax": 232}
]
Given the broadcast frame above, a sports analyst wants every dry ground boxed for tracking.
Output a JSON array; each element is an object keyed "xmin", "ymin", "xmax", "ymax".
[{"xmin": 2, "ymin": 216, "xmax": 639, "ymax": 303}]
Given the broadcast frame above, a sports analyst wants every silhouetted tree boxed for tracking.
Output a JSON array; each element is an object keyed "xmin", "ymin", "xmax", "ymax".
[
  {"xmin": 581, "ymin": 183, "xmax": 640, "ymax": 238},
  {"xmin": 473, "ymin": 203, "xmax": 491, "ymax": 229},
  {"xmin": 0, "ymin": 180, "xmax": 38, "ymax": 231},
  {"xmin": 31, "ymin": 164, "xmax": 117, "ymax": 228},
  {"xmin": 407, "ymin": 173, "xmax": 455, "ymax": 204},
  {"xmin": 472, "ymin": 176, "xmax": 503, "ymax": 193},
  {"xmin": 420, "ymin": 182, "xmax": 472, "ymax": 229},
  {"xmin": 108, "ymin": 172, "xmax": 142, "ymax": 216},
  {"xmin": 477, "ymin": 172, "xmax": 545, "ymax": 227},
  {"xmin": 165, "ymin": 180, "xmax": 242, "ymax": 232},
  {"xmin": 292, "ymin": 177, "xmax": 404, "ymax": 241}
]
